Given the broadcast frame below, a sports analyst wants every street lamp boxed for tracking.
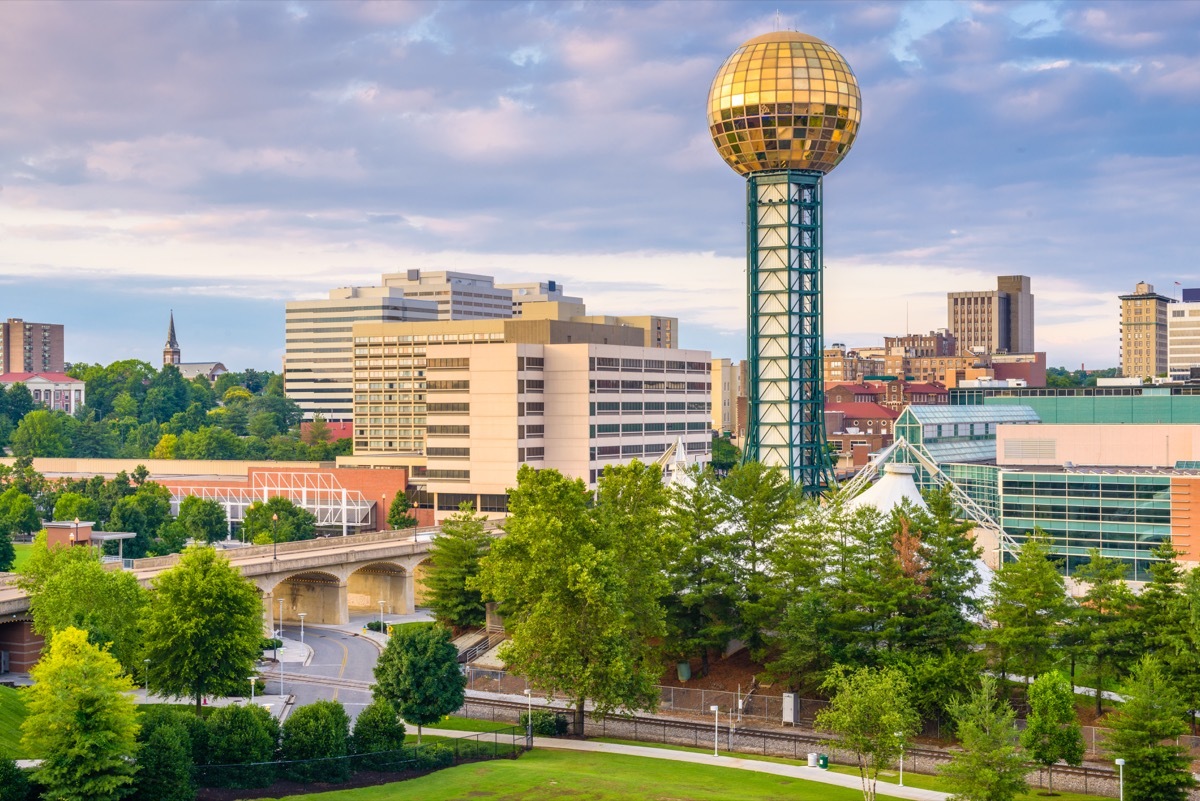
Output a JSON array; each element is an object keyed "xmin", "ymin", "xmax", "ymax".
[
  {"xmin": 271, "ymin": 513, "xmax": 279, "ymax": 560},
  {"xmin": 143, "ymin": 658, "xmax": 150, "ymax": 697},
  {"xmin": 1115, "ymin": 758, "xmax": 1125, "ymax": 801},
  {"xmin": 277, "ymin": 596, "xmax": 285, "ymax": 697},
  {"xmin": 73, "ymin": 517, "xmax": 80, "ymax": 547},
  {"xmin": 298, "ymin": 612, "xmax": 306, "ymax": 645},
  {"xmin": 378, "ymin": 599, "xmax": 385, "ymax": 633},
  {"xmin": 249, "ymin": 676, "xmax": 256, "ymax": 703},
  {"xmin": 895, "ymin": 731, "xmax": 905, "ymax": 786},
  {"xmin": 523, "ymin": 689, "xmax": 532, "ymax": 743},
  {"xmin": 710, "ymin": 705, "xmax": 720, "ymax": 757}
]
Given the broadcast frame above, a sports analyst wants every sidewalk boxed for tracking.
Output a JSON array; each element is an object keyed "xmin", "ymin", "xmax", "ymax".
[
  {"xmin": 320, "ymin": 610, "xmax": 436, "ymax": 650},
  {"xmin": 129, "ymin": 687, "xmax": 291, "ymax": 718},
  {"xmin": 422, "ymin": 727, "xmax": 949, "ymax": 801}
]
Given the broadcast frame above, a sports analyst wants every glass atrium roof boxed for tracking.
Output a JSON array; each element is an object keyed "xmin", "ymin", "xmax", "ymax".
[{"xmin": 903, "ymin": 405, "xmax": 1041, "ymax": 425}]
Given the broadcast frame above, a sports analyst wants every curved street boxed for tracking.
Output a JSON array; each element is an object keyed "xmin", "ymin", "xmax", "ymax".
[{"xmin": 274, "ymin": 622, "xmax": 379, "ymax": 719}]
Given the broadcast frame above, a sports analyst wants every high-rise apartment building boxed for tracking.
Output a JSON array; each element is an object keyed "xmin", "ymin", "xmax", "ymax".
[
  {"xmin": 823, "ymin": 344, "xmax": 884, "ymax": 384},
  {"xmin": 381, "ymin": 270, "xmax": 515, "ymax": 320},
  {"xmin": 0, "ymin": 318, "xmax": 64, "ymax": 374},
  {"xmin": 1120, "ymin": 281, "xmax": 1173, "ymax": 379},
  {"xmin": 342, "ymin": 312, "xmax": 711, "ymax": 516},
  {"xmin": 1168, "ymin": 297, "xmax": 1200, "ymax": 381},
  {"xmin": 285, "ymin": 287, "xmax": 439, "ymax": 421},
  {"xmin": 948, "ymin": 275, "xmax": 1034, "ymax": 354}
]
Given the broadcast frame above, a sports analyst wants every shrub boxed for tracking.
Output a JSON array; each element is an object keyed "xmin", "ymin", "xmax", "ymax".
[
  {"xmin": 261, "ymin": 637, "xmax": 283, "ymax": 651},
  {"xmin": 412, "ymin": 743, "xmax": 454, "ymax": 771},
  {"xmin": 351, "ymin": 698, "xmax": 406, "ymax": 769},
  {"xmin": 365, "ymin": 620, "xmax": 386, "ymax": 632},
  {"xmin": 131, "ymin": 709, "xmax": 196, "ymax": 801},
  {"xmin": 202, "ymin": 704, "xmax": 280, "ymax": 788},
  {"xmin": 280, "ymin": 700, "xmax": 351, "ymax": 784},
  {"xmin": 520, "ymin": 709, "xmax": 569, "ymax": 736},
  {"xmin": 0, "ymin": 755, "xmax": 29, "ymax": 801}
]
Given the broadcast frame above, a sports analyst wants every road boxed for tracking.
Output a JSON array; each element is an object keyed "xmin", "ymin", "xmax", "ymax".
[{"xmin": 274, "ymin": 623, "xmax": 379, "ymax": 720}]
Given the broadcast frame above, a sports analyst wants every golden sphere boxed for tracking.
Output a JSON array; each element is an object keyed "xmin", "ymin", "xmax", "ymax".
[{"xmin": 708, "ymin": 31, "xmax": 861, "ymax": 176}]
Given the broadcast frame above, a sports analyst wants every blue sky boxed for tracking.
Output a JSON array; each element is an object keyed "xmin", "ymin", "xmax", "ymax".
[{"xmin": 3, "ymin": 0, "xmax": 1199, "ymax": 370}]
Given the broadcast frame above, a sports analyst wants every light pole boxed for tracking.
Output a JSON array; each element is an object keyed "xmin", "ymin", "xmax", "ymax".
[
  {"xmin": 895, "ymin": 731, "xmax": 905, "ymax": 786},
  {"xmin": 710, "ymin": 705, "xmax": 720, "ymax": 757},
  {"xmin": 249, "ymin": 676, "xmax": 255, "ymax": 703},
  {"xmin": 277, "ymin": 597, "xmax": 285, "ymax": 695},
  {"xmin": 378, "ymin": 599, "xmax": 385, "ymax": 633},
  {"xmin": 523, "ymin": 688, "xmax": 532, "ymax": 745},
  {"xmin": 73, "ymin": 517, "xmax": 80, "ymax": 547},
  {"xmin": 271, "ymin": 513, "xmax": 279, "ymax": 560},
  {"xmin": 143, "ymin": 658, "xmax": 150, "ymax": 698},
  {"xmin": 1115, "ymin": 758, "xmax": 1124, "ymax": 801},
  {"xmin": 298, "ymin": 612, "xmax": 306, "ymax": 645}
]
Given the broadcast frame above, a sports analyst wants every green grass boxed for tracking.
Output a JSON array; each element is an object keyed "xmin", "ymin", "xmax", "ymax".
[
  {"xmin": 825, "ymin": 763, "xmax": 1109, "ymax": 801},
  {"xmin": 261, "ymin": 748, "xmax": 905, "ymax": 800},
  {"xmin": 10, "ymin": 542, "xmax": 32, "ymax": 572},
  {"xmin": 0, "ymin": 685, "xmax": 29, "ymax": 758},
  {"xmin": 430, "ymin": 715, "xmax": 518, "ymax": 733}
]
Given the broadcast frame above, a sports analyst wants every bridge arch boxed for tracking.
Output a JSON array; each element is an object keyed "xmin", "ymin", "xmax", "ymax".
[
  {"xmin": 348, "ymin": 561, "xmax": 413, "ymax": 617},
  {"xmin": 269, "ymin": 570, "xmax": 348, "ymax": 626}
]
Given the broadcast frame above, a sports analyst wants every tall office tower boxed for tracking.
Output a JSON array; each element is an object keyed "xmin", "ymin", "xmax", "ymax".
[
  {"xmin": 0, "ymin": 318, "xmax": 65, "ymax": 374},
  {"xmin": 381, "ymin": 269, "xmax": 515, "ymax": 320},
  {"xmin": 496, "ymin": 280, "xmax": 584, "ymax": 317},
  {"xmin": 1120, "ymin": 281, "xmax": 1173, "ymax": 379},
  {"xmin": 1168, "ymin": 296, "xmax": 1200, "ymax": 381},
  {"xmin": 948, "ymin": 275, "xmax": 1035, "ymax": 354},
  {"xmin": 284, "ymin": 287, "xmax": 439, "ymax": 421},
  {"xmin": 708, "ymin": 31, "xmax": 862, "ymax": 492}
]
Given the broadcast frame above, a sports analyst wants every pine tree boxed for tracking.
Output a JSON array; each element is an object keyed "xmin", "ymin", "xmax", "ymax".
[
  {"xmin": 986, "ymin": 533, "xmax": 1069, "ymax": 684},
  {"xmin": 1105, "ymin": 657, "xmax": 1197, "ymax": 801},
  {"xmin": 425, "ymin": 502, "xmax": 490, "ymax": 628},
  {"xmin": 387, "ymin": 492, "xmax": 418, "ymax": 529},
  {"xmin": 1073, "ymin": 548, "xmax": 1139, "ymax": 715},
  {"xmin": 940, "ymin": 674, "xmax": 1028, "ymax": 801}
]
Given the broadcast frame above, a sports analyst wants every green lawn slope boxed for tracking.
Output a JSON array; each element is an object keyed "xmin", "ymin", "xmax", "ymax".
[{"xmin": 0, "ymin": 685, "xmax": 29, "ymax": 757}]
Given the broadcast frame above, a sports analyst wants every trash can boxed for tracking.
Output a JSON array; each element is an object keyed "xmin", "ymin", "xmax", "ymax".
[
  {"xmin": 807, "ymin": 753, "xmax": 818, "ymax": 767},
  {"xmin": 818, "ymin": 754, "xmax": 829, "ymax": 770}
]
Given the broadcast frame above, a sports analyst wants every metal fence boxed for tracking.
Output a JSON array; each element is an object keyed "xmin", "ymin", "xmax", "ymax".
[{"xmin": 193, "ymin": 727, "xmax": 526, "ymax": 791}]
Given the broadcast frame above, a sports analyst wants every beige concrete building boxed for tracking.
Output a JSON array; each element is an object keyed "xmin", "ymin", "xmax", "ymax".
[
  {"xmin": 823, "ymin": 344, "xmax": 884, "ymax": 385},
  {"xmin": 343, "ymin": 311, "xmax": 711, "ymax": 517},
  {"xmin": 1120, "ymin": 281, "xmax": 1173, "ymax": 379},
  {"xmin": 285, "ymin": 286, "xmax": 439, "ymax": 421},
  {"xmin": 1167, "ymin": 300, "xmax": 1200, "ymax": 382},
  {"xmin": 381, "ymin": 269, "xmax": 515, "ymax": 320},
  {"xmin": 948, "ymin": 275, "xmax": 1034, "ymax": 355},
  {"xmin": 573, "ymin": 314, "xmax": 677, "ymax": 349},
  {"xmin": 0, "ymin": 318, "xmax": 64, "ymax": 374},
  {"xmin": 711, "ymin": 358, "xmax": 740, "ymax": 434},
  {"xmin": 883, "ymin": 329, "xmax": 956, "ymax": 358},
  {"xmin": 496, "ymin": 280, "xmax": 584, "ymax": 316}
]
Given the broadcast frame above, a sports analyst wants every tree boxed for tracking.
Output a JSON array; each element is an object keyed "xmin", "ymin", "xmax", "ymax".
[
  {"xmin": 0, "ymin": 487, "xmax": 40, "ymax": 537},
  {"xmin": 141, "ymin": 546, "xmax": 264, "ymax": 712},
  {"xmin": 1073, "ymin": 549, "xmax": 1138, "ymax": 715},
  {"xmin": 131, "ymin": 707, "xmax": 196, "ymax": 801},
  {"xmin": 177, "ymin": 495, "xmax": 229, "ymax": 543},
  {"xmin": 1105, "ymin": 657, "xmax": 1197, "ymax": 801},
  {"xmin": 815, "ymin": 665, "xmax": 919, "ymax": 801},
  {"xmin": 351, "ymin": 698, "xmax": 406, "ymax": 756},
  {"xmin": 986, "ymin": 534, "xmax": 1069, "ymax": 685},
  {"xmin": 388, "ymin": 491, "xmax": 418, "ymax": 529},
  {"xmin": 424, "ymin": 502, "xmax": 490, "ymax": 628},
  {"xmin": 940, "ymin": 674, "xmax": 1028, "ymax": 801},
  {"xmin": 0, "ymin": 530, "xmax": 11, "ymax": 573},
  {"xmin": 205, "ymin": 703, "xmax": 280, "ymax": 788},
  {"xmin": 10, "ymin": 409, "xmax": 72, "ymax": 457},
  {"xmin": 175, "ymin": 426, "xmax": 245, "ymax": 460},
  {"xmin": 4, "ymin": 382, "xmax": 35, "ymax": 420},
  {"xmin": 243, "ymin": 496, "xmax": 317, "ymax": 543},
  {"xmin": 0, "ymin": 754, "xmax": 29, "ymax": 801},
  {"xmin": 1020, "ymin": 670, "xmax": 1084, "ymax": 793},
  {"xmin": 304, "ymin": 414, "xmax": 332, "ymax": 445},
  {"xmin": 21, "ymin": 627, "xmax": 140, "ymax": 801},
  {"xmin": 906, "ymin": 485, "xmax": 982, "ymax": 654},
  {"xmin": 475, "ymin": 463, "xmax": 668, "ymax": 732},
  {"xmin": 28, "ymin": 555, "xmax": 148, "ymax": 675},
  {"xmin": 373, "ymin": 623, "xmax": 465, "ymax": 743},
  {"xmin": 108, "ymin": 481, "xmax": 173, "ymax": 559},
  {"xmin": 664, "ymin": 465, "xmax": 736, "ymax": 676},
  {"xmin": 52, "ymin": 491, "xmax": 99, "ymax": 522},
  {"xmin": 710, "ymin": 434, "xmax": 739, "ymax": 473},
  {"xmin": 280, "ymin": 700, "xmax": 352, "ymax": 783}
]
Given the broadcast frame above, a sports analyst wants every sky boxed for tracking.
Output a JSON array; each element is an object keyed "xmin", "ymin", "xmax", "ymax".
[{"xmin": 3, "ymin": 0, "xmax": 1200, "ymax": 371}]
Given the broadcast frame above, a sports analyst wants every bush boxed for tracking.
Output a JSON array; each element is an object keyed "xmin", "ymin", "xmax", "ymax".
[
  {"xmin": 365, "ymin": 620, "xmax": 386, "ymax": 633},
  {"xmin": 262, "ymin": 637, "xmax": 283, "ymax": 651},
  {"xmin": 0, "ymin": 755, "xmax": 29, "ymax": 801},
  {"xmin": 280, "ymin": 700, "xmax": 351, "ymax": 784},
  {"xmin": 412, "ymin": 743, "xmax": 454, "ymax": 771},
  {"xmin": 131, "ymin": 709, "xmax": 196, "ymax": 801},
  {"xmin": 351, "ymin": 698, "xmax": 406, "ymax": 768},
  {"xmin": 520, "ymin": 709, "xmax": 569, "ymax": 737},
  {"xmin": 202, "ymin": 704, "xmax": 280, "ymax": 788}
]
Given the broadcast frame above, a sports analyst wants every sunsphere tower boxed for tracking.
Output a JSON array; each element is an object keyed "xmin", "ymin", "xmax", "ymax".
[{"xmin": 708, "ymin": 31, "xmax": 861, "ymax": 492}]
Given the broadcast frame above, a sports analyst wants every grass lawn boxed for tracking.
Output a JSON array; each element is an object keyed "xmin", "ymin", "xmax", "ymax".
[
  {"xmin": 0, "ymin": 685, "xmax": 29, "ymax": 758},
  {"xmin": 262, "ymin": 748, "xmax": 911, "ymax": 801},
  {"xmin": 430, "ymin": 715, "xmax": 519, "ymax": 733},
  {"xmin": 10, "ymin": 542, "xmax": 32, "ymax": 572}
]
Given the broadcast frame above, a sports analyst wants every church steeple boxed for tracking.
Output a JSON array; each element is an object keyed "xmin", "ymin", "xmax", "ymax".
[{"xmin": 163, "ymin": 311, "xmax": 181, "ymax": 366}]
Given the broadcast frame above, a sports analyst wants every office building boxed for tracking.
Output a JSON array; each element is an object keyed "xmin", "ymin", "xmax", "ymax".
[
  {"xmin": 1120, "ymin": 281, "xmax": 1173, "ymax": 379},
  {"xmin": 0, "ymin": 319, "xmax": 64, "ymax": 374},
  {"xmin": 711, "ymin": 358, "xmax": 740, "ymax": 435},
  {"xmin": 496, "ymin": 280, "xmax": 584, "ymax": 317},
  {"xmin": 284, "ymin": 287, "xmax": 440, "ymax": 421},
  {"xmin": 342, "ymin": 310, "xmax": 712, "ymax": 517},
  {"xmin": 708, "ymin": 31, "xmax": 862, "ymax": 492},
  {"xmin": 573, "ymin": 315, "xmax": 677, "ymax": 349},
  {"xmin": 381, "ymin": 270, "xmax": 515, "ymax": 320},
  {"xmin": 948, "ymin": 275, "xmax": 1035, "ymax": 354},
  {"xmin": 823, "ymin": 344, "xmax": 884, "ymax": 385},
  {"xmin": 1167, "ymin": 296, "xmax": 1200, "ymax": 382},
  {"xmin": 883, "ymin": 330, "xmax": 956, "ymax": 358}
]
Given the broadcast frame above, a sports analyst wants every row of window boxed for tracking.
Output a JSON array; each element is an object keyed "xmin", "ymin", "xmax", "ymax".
[
  {"xmin": 591, "ymin": 422, "xmax": 710, "ymax": 436},
  {"xmin": 591, "ymin": 380, "xmax": 709, "ymax": 393},
  {"xmin": 590, "ymin": 357, "xmax": 710, "ymax": 373},
  {"xmin": 592, "ymin": 401, "xmax": 711, "ymax": 414}
]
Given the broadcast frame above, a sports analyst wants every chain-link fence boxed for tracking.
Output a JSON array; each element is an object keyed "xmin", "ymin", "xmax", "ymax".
[{"xmin": 194, "ymin": 727, "xmax": 525, "ymax": 790}]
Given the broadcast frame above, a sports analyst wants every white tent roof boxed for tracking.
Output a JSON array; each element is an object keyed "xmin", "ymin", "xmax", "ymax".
[{"xmin": 845, "ymin": 463, "xmax": 927, "ymax": 513}]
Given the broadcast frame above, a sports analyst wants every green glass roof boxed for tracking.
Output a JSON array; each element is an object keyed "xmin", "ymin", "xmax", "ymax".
[{"xmin": 903, "ymin": 405, "xmax": 1041, "ymax": 425}]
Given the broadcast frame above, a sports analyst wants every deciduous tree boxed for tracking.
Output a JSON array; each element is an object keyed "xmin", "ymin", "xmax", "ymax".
[
  {"xmin": 243, "ymin": 496, "xmax": 317, "ymax": 543},
  {"xmin": 940, "ymin": 674, "xmax": 1028, "ymax": 801},
  {"xmin": 141, "ymin": 546, "xmax": 264, "ymax": 712},
  {"xmin": 21, "ymin": 627, "xmax": 140, "ymax": 801},
  {"xmin": 176, "ymin": 495, "xmax": 229, "ymax": 543},
  {"xmin": 1020, "ymin": 670, "xmax": 1084, "ymax": 794},
  {"xmin": 373, "ymin": 624, "xmax": 465, "ymax": 743}
]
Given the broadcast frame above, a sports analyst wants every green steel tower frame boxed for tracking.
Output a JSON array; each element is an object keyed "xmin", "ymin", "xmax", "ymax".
[{"xmin": 744, "ymin": 170, "xmax": 829, "ymax": 493}]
